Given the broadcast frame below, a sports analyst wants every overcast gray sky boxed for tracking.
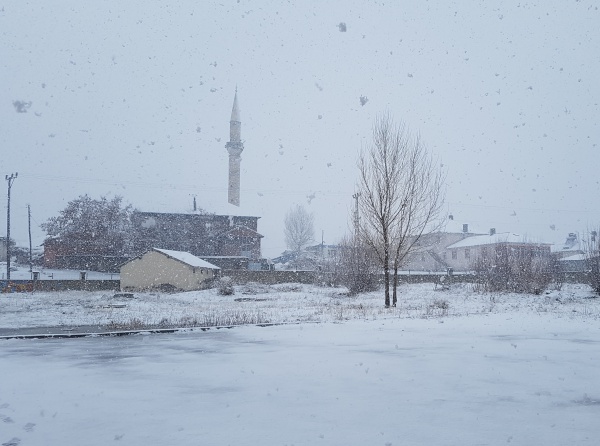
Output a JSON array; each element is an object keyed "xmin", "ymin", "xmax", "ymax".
[{"xmin": 2, "ymin": 1, "xmax": 599, "ymax": 257}]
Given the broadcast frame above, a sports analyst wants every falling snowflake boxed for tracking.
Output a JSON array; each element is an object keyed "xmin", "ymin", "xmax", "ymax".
[{"xmin": 12, "ymin": 100, "xmax": 32, "ymax": 113}]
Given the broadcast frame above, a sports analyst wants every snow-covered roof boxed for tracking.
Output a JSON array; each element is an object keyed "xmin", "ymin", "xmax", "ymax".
[
  {"xmin": 559, "ymin": 253, "xmax": 587, "ymax": 262},
  {"xmin": 447, "ymin": 232, "xmax": 550, "ymax": 249},
  {"xmin": 551, "ymin": 233, "xmax": 584, "ymax": 254},
  {"xmin": 153, "ymin": 248, "xmax": 220, "ymax": 269}
]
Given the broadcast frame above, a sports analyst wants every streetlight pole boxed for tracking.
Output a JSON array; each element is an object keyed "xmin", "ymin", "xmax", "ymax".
[{"xmin": 5, "ymin": 173, "xmax": 18, "ymax": 282}]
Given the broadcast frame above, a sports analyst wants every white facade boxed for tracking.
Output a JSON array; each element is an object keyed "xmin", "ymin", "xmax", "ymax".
[
  {"xmin": 120, "ymin": 248, "xmax": 220, "ymax": 291},
  {"xmin": 444, "ymin": 233, "xmax": 552, "ymax": 271}
]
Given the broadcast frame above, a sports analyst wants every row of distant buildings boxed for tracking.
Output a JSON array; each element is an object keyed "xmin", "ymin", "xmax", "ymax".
[
  {"xmin": 41, "ymin": 210, "xmax": 269, "ymax": 273},
  {"xmin": 2, "ymin": 218, "xmax": 592, "ymax": 276},
  {"xmin": 277, "ymin": 225, "xmax": 593, "ymax": 275},
  {"xmin": 401, "ymin": 227, "xmax": 590, "ymax": 273}
]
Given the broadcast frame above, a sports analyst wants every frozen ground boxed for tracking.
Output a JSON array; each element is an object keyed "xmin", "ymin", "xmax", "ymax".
[
  {"xmin": 1, "ymin": 283, "xmax": 600, "ymax": 445},
  {"xmin": 1, "ymin": 313, "xmax": 600, "ymax": 445}
]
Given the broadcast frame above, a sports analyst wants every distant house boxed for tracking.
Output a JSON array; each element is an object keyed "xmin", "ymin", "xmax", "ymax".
[
  {"xmin": 43, "ymin": 210, "xmax": 265, "ymax": 272},
  {"xmin": 552, "ymin": 233, "xmax": 585, "ymax": 259},
  {"xmin": 401, "ymin": 231, "xmax": 479, "ymax": 273},
  {"xmin": 43, "ymin": 236, "xmax": 129, "ymax": 273},
  {"xmin": 558, "ymin": 253, "xmax": 588, "ymax": 273},
  {"xmin": 131, "ymin": 211, "xmax": 263, "ymax": 261},
  {"xmin": 305, "ymin": 244, "xmax": 340, "ymax": 262},
  {"xmin": 272, "ymin": 244, "xmax": 340, "ymax": 271},
  {"xmin": 444, "ymin": 232, "xmax": 552, "ymax": 272},
  {"xmin": 120, "ymin": 248, "xmax": 220, "ymax": 291},
  {"xmin": 552, "ymin": 233, "xmax": 590, "ymax": 273}
]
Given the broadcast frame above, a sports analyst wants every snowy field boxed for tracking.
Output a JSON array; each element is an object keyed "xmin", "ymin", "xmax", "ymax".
[
  {"xmin": 1, "ymin": 283, "xmax": 600, "ymax": 445},
  {"xmin": 1, "ymin": 282, "xmax": 599, "ymax": 330}
]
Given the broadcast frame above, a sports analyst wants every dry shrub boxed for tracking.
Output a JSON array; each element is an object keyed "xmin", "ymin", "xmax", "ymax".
[{"xmin": 472, "ymin": 244, "xmax": 551, "ymax": 294}]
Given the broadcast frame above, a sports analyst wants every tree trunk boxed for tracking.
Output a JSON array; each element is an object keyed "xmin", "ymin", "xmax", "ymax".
[
  {"xmin": 384, "ymin": 264, "xmax": 390, "ymax": 307},
  {"xmin": 392, "ymin": 265, "xmax": 398, "ymax": 306}
]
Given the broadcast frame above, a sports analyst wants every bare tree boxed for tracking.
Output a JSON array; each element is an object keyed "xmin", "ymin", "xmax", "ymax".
[
  {"xmin": 284, "ymin": 204, "xmax": 315, "ymax": 252},
  {"xmin": 357, "ymin": 114, "xmax": 445, "ymax": 307}
]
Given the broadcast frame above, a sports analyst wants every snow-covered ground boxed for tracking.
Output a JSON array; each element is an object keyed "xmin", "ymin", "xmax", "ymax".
[
  {"xmin": 1, "ymin": 281, "xmax": 599, "ymax": 330},
  {"xmin": 1, "ymin": 283, "xmax": 600, "ymax": 445}
]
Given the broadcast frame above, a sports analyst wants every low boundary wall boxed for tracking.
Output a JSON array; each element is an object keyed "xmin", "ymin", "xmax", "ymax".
[
  {"xmin": 1, "ymin": 271, "xmax": 591, "ymax": 293},
  {"xmin": 1, "ymin": 280, "xmax": 120, "ymax": 292},
  {"xmin": 224, "ymin": 270, "xmax": 476, "ymax": 286}
]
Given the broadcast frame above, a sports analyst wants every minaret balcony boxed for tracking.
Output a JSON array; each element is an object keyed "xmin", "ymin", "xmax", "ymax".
[{"xmin": 226, "ymin": 141, "xmax": 244, "ymax": 156}]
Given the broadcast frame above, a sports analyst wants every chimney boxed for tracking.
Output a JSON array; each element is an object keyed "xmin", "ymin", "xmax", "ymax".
[
  {"xmin": 462, "ymin": 224, "xmax": 469, "ymax": 233},
  {"xmin": 490, "ymin": 228, "xmax": 496, "ymax": 236}
]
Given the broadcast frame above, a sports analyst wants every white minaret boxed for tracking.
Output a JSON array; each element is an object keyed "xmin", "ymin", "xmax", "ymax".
[{"xmin": 225, "ymin": 89, "xmax": 244, "ymax": 206}]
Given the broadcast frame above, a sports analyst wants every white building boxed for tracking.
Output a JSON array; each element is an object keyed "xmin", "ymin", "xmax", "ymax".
[
  {"xmin": 120, "ymin": 248, "xmax": 220, "ymax": 291},
  {"xmin": 444, "ymin": 232, "xmax": 551, "ymax": 272}
]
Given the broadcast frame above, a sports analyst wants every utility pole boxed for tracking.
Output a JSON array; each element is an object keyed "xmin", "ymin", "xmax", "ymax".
[
  {"xmin": 352, "ymin": 192, "xmax": 360, "ymax": 239},
  {"xmin": 189, "ymin": 194, "xmax": 197, "ymax": 212},
  {"xmin": 28, "ymin": 204, "xmax": 33, "ymax": 273},
  {"xmin": 5, "ymin": 172, "xmax": 18, "ymax": 282},
  {"xmin": 351, "ymin": 192, "xmax": 361, "ymax": 280}
]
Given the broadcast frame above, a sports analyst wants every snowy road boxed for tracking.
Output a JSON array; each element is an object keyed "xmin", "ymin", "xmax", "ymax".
[{"xmin": 1, "ymin": 315, "xmax": 599, "ymax": 446}]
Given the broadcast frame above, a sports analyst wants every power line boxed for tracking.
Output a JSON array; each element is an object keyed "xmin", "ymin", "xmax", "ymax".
[
  {"xmin": 447, "ymin": 201, "xmax": 599, "ymax": 215},
  {"xmin": 18, "ymin": 173, "xmax": 349, "ymax": 197},
  {"xmin": 15, "ymin": 173, "xmax": 599, "ymax": 216}
]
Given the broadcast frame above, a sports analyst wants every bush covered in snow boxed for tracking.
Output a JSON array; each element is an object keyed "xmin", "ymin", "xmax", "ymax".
[{"xmin": 217, "ymin": 276, "xmax": 235, "ymax": 296}]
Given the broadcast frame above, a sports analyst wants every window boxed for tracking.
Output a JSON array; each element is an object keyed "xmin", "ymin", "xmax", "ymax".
[
  {"xmin": 451, "ymin": 250, "xmax": 457, "ymax": 260},
  {"xmin": 465, "ymin": 248, "xmax": 470, "ymax": 259}
]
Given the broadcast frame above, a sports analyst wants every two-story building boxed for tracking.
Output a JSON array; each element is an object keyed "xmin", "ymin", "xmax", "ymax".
[{"xmin": 444, "ymin": 231, "xmax": 552, "ymax": 272}]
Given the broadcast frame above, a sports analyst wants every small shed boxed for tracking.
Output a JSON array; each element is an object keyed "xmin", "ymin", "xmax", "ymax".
[{"xmin": 120, "ymin": 248, "xmax": 220, "ymax": 291}]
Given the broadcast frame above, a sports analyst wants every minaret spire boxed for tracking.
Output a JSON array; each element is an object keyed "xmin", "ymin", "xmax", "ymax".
[{"xmin": 226, "ymin": 88, "xmax": 244, "ymax": 206}]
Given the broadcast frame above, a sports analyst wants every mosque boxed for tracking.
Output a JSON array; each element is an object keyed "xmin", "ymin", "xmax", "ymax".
[{"xmin": 44, "ymin": 91, "xmax": 268, "ymax": 272}]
